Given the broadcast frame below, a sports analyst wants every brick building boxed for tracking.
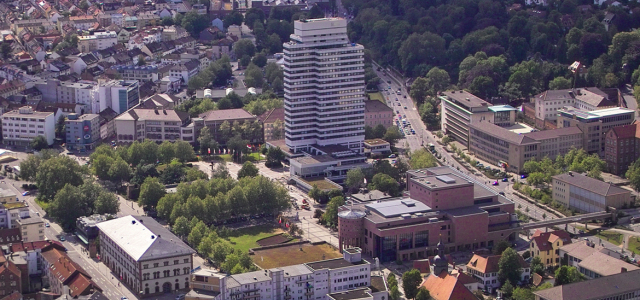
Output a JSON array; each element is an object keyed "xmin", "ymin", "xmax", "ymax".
[
  {"xmin": 604, "ymin": 122, "xmax": 640, "ymax": 175},
  {"xmin": 337, "ymin": 166, "xmax": 517, "ymax": 262}
]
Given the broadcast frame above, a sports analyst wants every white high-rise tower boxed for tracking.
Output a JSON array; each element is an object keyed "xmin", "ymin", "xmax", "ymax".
[{"xmin": 283, "ymin": 18, "xmax": 366, "ymax": 154}]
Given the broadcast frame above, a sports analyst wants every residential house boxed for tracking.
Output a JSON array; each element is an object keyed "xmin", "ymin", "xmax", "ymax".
[
  {"xmin": 169, "ymin": 60, "xmax": 200, "ymax": 84},
  {"xmin": 16, "ymin": 216, "xmax": 44, "ymax": 242},
  {"xmin": 0, "ymin": 253, "xmax": 22, "ymax": 298},
  {"xmin": 98, "ymin": 107, "xmax": 118, "ymax": 140},
  {"xmin": 0, "ymin": 81, "xmax": 26, "ymax": 99},
  {"xmin": 40, "ymin": 247, "xmax": 101, "ymax": 297},
  {"xmin": 77, "ymin": 31, "xmax": 118, "ymax": 52},
  {"xmin": 530, "ymin": 230, "xmax": 572, "ymax": 268}
]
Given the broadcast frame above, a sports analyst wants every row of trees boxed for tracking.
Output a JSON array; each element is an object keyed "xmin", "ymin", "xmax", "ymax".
[
  {"xmin": 522, "ymin": 148, "xmax": 606, "ymax": 187},
  {"xmin": 19, "ymin": 150, "xmax": 120, "ymax": 230},
  {"xmin": 364, "ymin": 124, "xmax": 404, "ymax": 145},
  {"xmin": 153, "ymin": 173, "xmax": 290, "ymax": 226}
]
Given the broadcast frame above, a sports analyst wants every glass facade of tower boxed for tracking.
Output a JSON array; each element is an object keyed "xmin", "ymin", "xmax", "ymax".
[{"xmin": 283, "ymin": 18, "xmax": 366, "ymax": 154}]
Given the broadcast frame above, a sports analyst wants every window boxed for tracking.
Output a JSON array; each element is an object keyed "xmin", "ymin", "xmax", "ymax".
[{"xmin": 174, "ymin": 260, "xmax": 179, "ymax": 265}]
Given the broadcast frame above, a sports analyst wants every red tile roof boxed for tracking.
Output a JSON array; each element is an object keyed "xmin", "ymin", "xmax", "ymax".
[
  {"xmin": 421, "ymin": 271, "xmax": 478, "ymax": 300},
  {"xmin": 610, "ymin": 123, "xmax": 637, "ymax": 139},
  {"xmin": 41, "ymin": 248, "xmax": 100, "ymax": 297},
  {"xmin": 466, "ymin": 254, "xmax": 529, "ymax": 274},
  {"xmin": 531, "ymin": 230, "xmax": 572, "ymax": 251},
  {"xmin": 10, "ymin": 240, "xmax": 64, "ymax": 252}
]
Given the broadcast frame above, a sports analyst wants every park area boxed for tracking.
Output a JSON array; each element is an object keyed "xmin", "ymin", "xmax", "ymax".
[
  {"xmin": 227, "ymin": 225, "xmax": 296, "ymax": 253},
  {"xmin": 252, "ymin": 243, "xmax": 342, "ymax": 269}
]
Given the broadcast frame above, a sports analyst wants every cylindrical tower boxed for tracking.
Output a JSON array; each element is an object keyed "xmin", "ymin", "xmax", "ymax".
[{"xmin": 338, "ymin": 209, "xmax": 365, "ymax": 251}]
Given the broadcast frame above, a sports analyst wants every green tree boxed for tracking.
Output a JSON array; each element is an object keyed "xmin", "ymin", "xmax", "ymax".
[
  {"xmin": 108, "ymin": 157, "xmax": 132, "ymax": 185},
  {"xmin": 223, "ymin": 10, "xmax": 244, "ymax": 28},
  {"xmin": 425, "ymin": 67, "xmax": 450, "ymax": 96},
  {"xmin": 36, "ymin": 155, "xmax": 84, "ymax": 202},
  {"xmin": 383, "ymin": 126, "xmax": 403, "ymax": 145},
  {"xmin": 549, "ymin": 77, "xmax": 572, "ymax": 90},
  {"xmin": 389, "ymin": 286, "xmax": 401, "ymax": 300},
  {"xmin": 181, "ymin": 11, "xmax": 210, "ymax": 37},
  {"xmin": 322, "ymin": 196, "xmax": 345, "ymax": 227},
  {"xmin": 409, "ymin": 149, "xmax": 437, "ymax": 169},
  {"xmin": 138, "ymin": 177, "xmax": 166, "ymax": 210},
  {"xmin": 175, "ymin": 141, "xmax": 197, "ymax": 162},
  {"xmin": 498, "ymin": 248, "xmax": 523, "ymax": 285},
  {"xmin": 369, "ymin": 173, "xmax": 400, "ymax": 196},
  {"xmin": 188, "ymin": 220, "xmax": 208, "ymax": 248},
  {"xmin": 626, "ymin": 158, "xmax": 640, "ymax": 191},
  {"xmin": 415, "ymin": 287, "xmax": 431, "ymax": 300},
  {"xmin": 512, "ymin": 287, "xmax": 535, "ymax": 300},
  {"xmin": 30, "ymin": 136, "xmax": 48, "ymax": 151},
  {"xmin": 345, "ymin": 168, "xmax": 365, "ymax": 192},
  {"xmin": 198, "ymin": 126, "xmax": 216, "ymax": 154},
  {"xmin": 402, "ymin": 269, "xmax": 423, "ymax": 300},
  {"xmin": 158, "ymin": 141, "xmax": 176, "ymax": 164},
  {"xmin": 493, "ymin": 240, "xmax": 511, "ymax": 255},
  {"xmin": 47, "ymin": 184, "xmax": 87, "ymax": 231},
  {"xmin": 554, "ymin": 266, "xmax": 582, "ymax": 286},
  {"xmin": 234, "ymin": 39, "xmax": 257, "ymax": 60},
  {"xmin": 94, "ymin": 191, "xmax": 119, "ymax": 214},
  {"xmin": 502, "ymin": 279, "xmax": 515, "ymax": 299},
  {"xmin": 92, "ymin": 154, "xmax": 114, "ymax": 180},
  {"xmin": 530, "ymin": 256, "xmax": 544, "ymax": 276},
  {"xmin": 237, "ymin": 161, "xmax": 259, "ymax": 178},
  {"xmin": 137, "ymin": 54, "xmax": 146, "ymax": 66},
  {"xmin": 410, "ymin": 77, "xmax": 429, "ymax": 104},
  {"xmin": 244, "ymin": 63, "xmax": 264, "ymax": 88},
  {"xmin": 0, "ymin": 42, "xmax": 11, "ymax": 59},
  {"xmin": 252, "ymin": 52, "xmax": 268, "ymax": 68}
]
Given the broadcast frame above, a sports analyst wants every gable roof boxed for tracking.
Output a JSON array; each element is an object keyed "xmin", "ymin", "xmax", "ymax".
[
  {"xmin": 96, "ymin": 215, "xmax": 195, "ymax": 261},
  {"xmin": 199, "ymin": 108, "xmax": 254, "ymax": 122},
  {"xmin": 531, "ymin": 230, "xmax": 572, "ymax": 251},
  {"xmin": 258, "ymin": 107, "xmax": 284, "ymax": 124},
  {"xmin": 421, "ymin": 271, "xmax": 478, "ymax": 300},
  {"xmin": 364, "ymin": 100, "xmax": 393, "ymax": 113},
  {"xmin": 552, "ymin": 173, "xmax": 629, "ymax": 196},
  {"xmin": 466, "ymin": 254, "xmax": 528, "ymax": 274},
  {"xmin": 609, "ymin": 123, "xmax": 637, "ymax": 139},
  {"xmin": 533, "ymin": 269, "xmax": 640, "ymax": 300}
]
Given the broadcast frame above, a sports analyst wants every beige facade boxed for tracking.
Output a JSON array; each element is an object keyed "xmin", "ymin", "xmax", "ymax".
[
  {"xmin": 552, "ymin": 172, "xmax": 633, "ymax": 213},
  {"xmin": 16, "ymin": 217, "xmax": 44, "ymax": 242},
  {"xmin": 0, "ymin": 189, "xmax": 16, "ymax": 204},
  {"xmin": 557, "ymin": 107, "xmax": 635, "ymax": 156},
  {"xmin": 364, "ymin": 100, "xmax": 393, "ymax": 128},
  {"xmin": 468, "ymin": 121, "xmax": 583, "ymax": 173}
]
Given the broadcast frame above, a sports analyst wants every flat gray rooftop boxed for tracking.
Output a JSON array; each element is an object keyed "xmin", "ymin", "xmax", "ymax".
[
  {"xmin": 364, "ymin": 199, "xmax": 431, "ymax": 218},
  {"xmin": 305, "ymin": 258, "xmax": 367, "ymax": 271}
]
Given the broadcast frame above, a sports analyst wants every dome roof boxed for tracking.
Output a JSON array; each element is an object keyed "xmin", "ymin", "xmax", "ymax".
[{"xmin": 338, "ymin": 209, "xmax": 365, "ymax": 219}]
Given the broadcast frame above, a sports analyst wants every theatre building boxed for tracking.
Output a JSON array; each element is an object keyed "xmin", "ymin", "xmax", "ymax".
[{"xmin": 338, "ymin": 166, "xmax": 518, "ymax": 262}]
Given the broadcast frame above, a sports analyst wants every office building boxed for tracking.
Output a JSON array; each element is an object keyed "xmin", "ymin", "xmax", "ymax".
[
  {"xmin": 468, "ymin": 121, "xmax": 583, "ymax": 173},
  {"xmin": 283, "ymin": 18, "xmax": 366, "ymax": 155},
  {"xmin": 533, "ymin": 269, "xmax": 640, "ymax": 300},
  {"xmin": 65, "ymin": 113, "xmax": 101, "ymax": 151},
  {"xmin": 364, "ymin": 100, "xmax": 393, "ymax": 129},
  {"xmin": 56, "ymin": 82, "xmax": 95, "ymax": 109},
  {"xmin": 604, "ymin": 123, "xmax": 640, "ymax": 175},
  {"xmin": 552, "ymin": 172, "xmax": 632, "ymax": 213},
  {"xmin": 97, "ymin": 215, "xmax": 195, "ymax": 296},
  {"xmin": 466, "ymin": 253, "xmax": 530, "ymax": 292},
  {"xmin": 115, "ymin": 108, "xmax": 194, "ymax": 143},
  {"xmin": 529, "ymin": 229, "xmax": 572, "ymax": 268},
  {"xmin": 186, "ymin": 248, "xmax": 387, "ymax": 300},
  {"xmin": 337, "ymin": 166, "xmax": 517, "ymax": 262},
  {"xmin": 534, "ymin": 87, "xmax": 617, "ymax": 121},
  {"xmin": 1, "ymin": 107, "xmax": 55, "ymax": 147},
  {"xmin": 557, "ymin": 106, "xmax": 634, "ymax": 155},
  {"xmin": 94, "ymin": 80, "xmax": 140, "ymax": 114},
  {"xmin": 289, "ymin": 144, "xmax": 370, "ymax": 183},
  {"xmin": 76, "ymin": 214, "xmax": 111, "ymax": 257},
  {"xmin": 77, "ymin": 31, "xmax": 118, "ymax": 52},
  {"xmin": 440, "ymin": 90, "xmax": 517, "ymax": 145}
]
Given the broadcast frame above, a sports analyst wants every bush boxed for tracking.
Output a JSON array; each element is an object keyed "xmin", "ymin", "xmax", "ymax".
[
  {"xmin": 313, "ymin": 209, "xmax": 323, "ymax": 219},
  {"xmin": 522, "ymin": 250, "xmax": 531, "ymax": 259}
]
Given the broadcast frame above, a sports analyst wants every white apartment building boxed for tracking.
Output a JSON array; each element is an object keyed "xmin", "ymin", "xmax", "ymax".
[
  {"xmin": 93, "ymin": 80, "xmax": 140, "ymax": 114},
  {"xmin": 186, "ymin": 248, "xmax": 382, "ymax": 300},
  {"xmin": 97, "ymin": 215, "xmax": 196, "ymax": 296},
  {"xmin": 16, "ymin": 217, "xmax": 44, "ymax": 242},
  {"xmin": 1, "ymin": 107, "xmax": 55, "ymax": 146},
  {"xmin": 534, "ymin": 87, "xmax": 617, "ymax": 121},
  {"xmin": 77, "ymin": 31, "xmax": 118, "ymax": 52},
  {"xmin": 283, "ymin": 18, "xmax": 366, "ymax": 154},
  {"xmin": 57, "ymin": 81, "xmax": 95, "ymax": 108}
]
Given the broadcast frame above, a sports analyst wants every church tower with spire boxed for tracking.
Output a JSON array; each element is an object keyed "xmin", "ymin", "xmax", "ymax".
[{"xmin": 432, "ymin": 236, "xmax": 448, "ymax": 275}]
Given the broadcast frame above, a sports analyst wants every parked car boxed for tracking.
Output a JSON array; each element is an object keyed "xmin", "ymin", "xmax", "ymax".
[
  {"xmin": 498, "ymin": 191, "xmax": 505, "ymax": 196},
  {"xmin": 502, "ymin": 178, "xmax": 508, "ymax": 182},
  {"xmin": 22, "ymin": 191, "xmax": 30, "ymax": 196},
  {"xmin": 492, "ymin": 181, "xmax": 499, "ymax": 185},
  {"xmin": 388, "ymin": 154, "xmax": 396, "ymax": 158},
  {"xmin": 45, "ymin": 223, "xmax": 50, "ymax": 227},
  {"xmin": 59, "ymin": 236, "xmax": 65, "ymax": 241}
]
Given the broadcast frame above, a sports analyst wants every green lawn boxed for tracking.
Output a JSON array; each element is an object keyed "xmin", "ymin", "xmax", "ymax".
[
  {"xmin": 227, "ymin": 225, "xmax": 284, "ymax": 253},
  {"xmin": 368, "ymin": 92, "xmax": 385, "ymax": 103},
  {"xmin": 244, "ymin": 152, "xmax": 263, "ymax": 162},
  {"xmin": 35, "ymin": 198, "xmax": 49, "ymax": 211},
  {"xmin": 217, "ymin": 154, "xmax": 232, "ymax": 162},
  {"xmin": 628, "ymin": 236, "xmax": 640, "ymax": 255},
  {"xmin": 575, "ymin": 226, "xmax": 623, "ymax": 245}
]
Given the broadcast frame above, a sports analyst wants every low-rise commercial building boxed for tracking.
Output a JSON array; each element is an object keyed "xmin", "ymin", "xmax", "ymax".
[
  {"xmin": 97, "ymin": 215, "xmax": 195, "ymax": 296},
  {"xmin": 364, "ymin": 100, "xmax": 393, "ymax": 129},
  {"xmin": 552, "ymin": 172, "xmax": 633, "ymax": 213},
  {"xmin": 529, "ymin": 229, "xmax": 571, "ymax": 268},
  {"xmin": 65, "ymin": 113, "xmax": 100, "ymax": 151},
  {"xmin": 468, "ymin": 121, "xmax": 583, "ymax": 173},
  {"xmin": 115, "ymin": 108, "xmax": 194, "ymax": 143},
  {"xmin": 363, "ymin": 139, "xmax": 391, "ymax": 156},
  {"xmin": 1, "ymin": 107, "xmax": 55, "ymax": 147},
  {"xmin": 556, "ymin": 106, "xmax": 634, "ymax": 155},
  {"xmin": 76, "ymin": 214, "xmax": 111, "ymax": 257},
  {"xmin": 337, "ymin": 166, "xmax": 517, "ymax": 262},
  {"xmin": 289, "ymin": 144, "xmax": 370, "ymax": 183},
  {"xmin": 533, "ymin": 269, "xmax": 640, "ymax": 300}
]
